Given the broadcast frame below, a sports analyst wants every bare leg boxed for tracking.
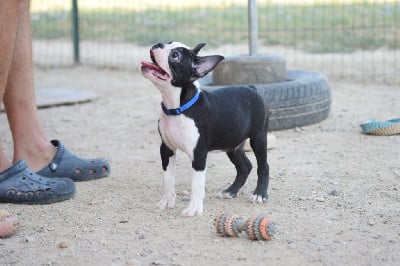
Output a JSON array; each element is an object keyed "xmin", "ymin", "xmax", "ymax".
[
  {"xmin": 0, "ymin": 1, "xmax": 23, "ymax": 172},
  {"xmin": 0, "ymin": 1, "xmax": 79, "ymax": 204},
  {"xmin": 2, "ymin": 0, "xmax": 56, "ymax": 171},
  {"xmin": 0, "ymin": 146, "xmax": 11, "ymax": 172},
  {"xmin": 0, "ymin": 0, "xmax": 109, "ymax": 184},
  {"xmin": 0, "ymin": 1, "xmax": 19, "ymax": 94}
]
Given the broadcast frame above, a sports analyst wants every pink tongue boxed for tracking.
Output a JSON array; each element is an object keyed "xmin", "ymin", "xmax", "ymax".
[
  {"xmin": 141, "ymin": 61, "xmax": 152, "ymax": 67},
  {"xmin": 141, "ymin": 61, "xmax": 162, "ymax": 71}
]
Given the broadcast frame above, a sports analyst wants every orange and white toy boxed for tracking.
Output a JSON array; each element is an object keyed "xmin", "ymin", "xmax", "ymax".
[{"xmin": 214, "ymin": 210, "xmax": 276, "ymax": 241}]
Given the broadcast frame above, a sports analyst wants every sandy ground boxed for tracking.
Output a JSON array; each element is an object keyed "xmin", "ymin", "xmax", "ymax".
[{"xmin": 0, "ymin": 65, "xmax": 399, "ymax": 265}]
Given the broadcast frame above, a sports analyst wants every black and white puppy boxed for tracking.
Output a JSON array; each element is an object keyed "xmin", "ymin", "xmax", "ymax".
[{"xmin": 141, "ymin": 42, "xmax": 269, "ymax": 216}]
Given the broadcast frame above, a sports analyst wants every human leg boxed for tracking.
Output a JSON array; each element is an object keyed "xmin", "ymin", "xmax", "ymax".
[
  {"xmin": 0, "ymin": 143, "xmax": 12, "ymax": 172},
  {"xmin": 0, "ymin": 1, "xmax": 75, "ymax": 204},
  {"xmin": 2, "ymin": 0, "xmax": 57, "ymax": 172},
  {"xmin": 0, "ymin": 0, "xmax": 20, "ymax": 172},
  {"xmin": 2, "ymin": 0, "xmax": 110, "ymax": 180},
  {"xmin": 0, "ymin": 1, "xmax": 28, "ymax": 172},
  {"xmin": 0, "ymin": 1, "xmax": 20, "ymax": 99}
]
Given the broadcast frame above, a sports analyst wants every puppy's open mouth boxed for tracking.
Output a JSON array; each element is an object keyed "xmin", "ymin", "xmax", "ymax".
[{"xmin": 141, "ymin": 51, "xmax": 170, "ymax": 80}]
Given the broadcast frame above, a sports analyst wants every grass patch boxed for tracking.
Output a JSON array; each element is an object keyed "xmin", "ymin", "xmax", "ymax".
[{"xmin": 31, "ymin": 2, "xmax": 399, "ymax": 53}]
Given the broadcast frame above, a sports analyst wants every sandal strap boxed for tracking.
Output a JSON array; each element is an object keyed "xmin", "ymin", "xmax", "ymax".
[{"xmin": 47, "ymin": 140, "xmax": 66, "ymax": 172}]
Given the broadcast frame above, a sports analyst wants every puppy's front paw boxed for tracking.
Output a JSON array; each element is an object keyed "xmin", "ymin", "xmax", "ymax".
[
  {"xmin": 182, "ymin": 200, "xmax": 203, "ymax": 216},
  {"xmin": 249, "ymin": 194, "xmax": 268, "ymax": 203},
  {"xmin": 157, "ymin": 192, "xmax": 176, "ymax": 210}
]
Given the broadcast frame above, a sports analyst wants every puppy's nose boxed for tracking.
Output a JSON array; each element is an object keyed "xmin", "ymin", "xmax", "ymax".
[{"xmin": 152, "ymin": 43, "xmax": 164, "ymax": 49}]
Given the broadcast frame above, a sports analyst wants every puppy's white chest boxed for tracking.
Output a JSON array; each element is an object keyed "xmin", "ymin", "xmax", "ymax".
[{"xmin": 159, "ymin": 115, "xmax": 199, "ymax": 159}]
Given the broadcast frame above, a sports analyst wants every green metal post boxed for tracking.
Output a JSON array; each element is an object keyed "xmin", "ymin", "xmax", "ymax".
[{"xmin": 72, "ymin": 0, "xmax": 80, "ymax": 64}]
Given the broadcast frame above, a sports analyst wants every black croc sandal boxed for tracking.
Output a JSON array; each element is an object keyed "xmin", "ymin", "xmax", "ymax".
[
  {"xmin": 37, "ymin": 140, "xmax": 110, "ymax": 182},
  {"xmin": 0, "ymin": 160, "xmax": 75, "ymax": 204}
]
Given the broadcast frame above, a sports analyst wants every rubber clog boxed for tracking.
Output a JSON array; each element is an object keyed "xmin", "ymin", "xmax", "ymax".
[
  {"xmin": 37, "ymin": 140, "xmax": 110, "ymax": 181},
  {"xmin": 0, "ymin": 160, "xmax": 75, "ymax": 204}
]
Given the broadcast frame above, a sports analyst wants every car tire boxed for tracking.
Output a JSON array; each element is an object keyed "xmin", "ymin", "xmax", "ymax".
[{"xmin": 200, "ymin": 70, "xmax": 332, "ymax": 131}]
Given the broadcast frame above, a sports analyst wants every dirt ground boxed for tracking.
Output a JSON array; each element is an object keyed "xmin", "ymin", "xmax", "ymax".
[{"xmin": 0, "ymin": 65, "xmax": 399, "ymax": 266}]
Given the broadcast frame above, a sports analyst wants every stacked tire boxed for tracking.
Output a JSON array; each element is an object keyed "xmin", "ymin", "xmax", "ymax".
[{"xmin": 200, "ymin": 56, "xmax": 331, "ymax": 131}]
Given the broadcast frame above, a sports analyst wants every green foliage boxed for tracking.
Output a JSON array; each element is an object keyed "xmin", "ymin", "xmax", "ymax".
[{"xmin": 31, "ymin": 2, "xmax": 399, "ymax": 53}]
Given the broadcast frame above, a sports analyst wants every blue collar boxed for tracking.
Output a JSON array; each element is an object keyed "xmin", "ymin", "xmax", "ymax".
[{"xmin": 161, "ymin": 90, "xmax": 201, "ymax": 116}]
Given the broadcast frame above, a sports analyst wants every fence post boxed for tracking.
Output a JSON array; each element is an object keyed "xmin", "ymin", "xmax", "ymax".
[
  {"xmin": 72, "ymin": 0, "xmax": 80, "ymax": 64},
  {"xmin": 248, "ymin": 0, "xmax": 258, "ymax": 56}
]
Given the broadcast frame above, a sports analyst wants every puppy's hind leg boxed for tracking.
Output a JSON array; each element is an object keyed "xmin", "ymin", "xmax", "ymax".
[
  {"xmin": 249, "ymin": 131, "xmax": 269, "ymax": 203},
  {"xmin": 218, "ymin": 142, "xmax": 252, "ymax": 199},
  {"xmin": 157, "ymin": 143, "xmax": 177, "ymax": 210}
]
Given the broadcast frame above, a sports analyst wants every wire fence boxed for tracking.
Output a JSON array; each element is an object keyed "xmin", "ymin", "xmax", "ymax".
[{"xmin": 31, "ymin": 0, "xmax": 399, "ymax": 83}]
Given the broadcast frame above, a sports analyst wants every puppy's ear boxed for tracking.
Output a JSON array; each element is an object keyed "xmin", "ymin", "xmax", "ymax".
[
  {"xmin": 193, "ymin": 43, "xmax": 206, "ymax": 55},
  {"xmin": 192, "ymin": 55, "xmax": 224, "ymax": 79}
]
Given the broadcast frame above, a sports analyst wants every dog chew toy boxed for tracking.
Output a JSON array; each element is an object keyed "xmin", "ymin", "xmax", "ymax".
[
  {"xmin": 360, "ymin": 118, "xmax": 400, "ymax": 136},
  {"xmin": 214, "ymin": 210, "xmax": 276, "ymax": 241}
]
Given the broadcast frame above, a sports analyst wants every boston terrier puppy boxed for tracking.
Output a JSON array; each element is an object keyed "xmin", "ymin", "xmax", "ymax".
[{"xmin": 141, "ymin": 42, "xmax": 270, "ymax": 216}]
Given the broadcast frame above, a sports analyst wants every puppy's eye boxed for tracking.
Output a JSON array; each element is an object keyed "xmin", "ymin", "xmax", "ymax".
[{"xmin": 171, "ymin": 51, "xmax": 180, "ymax": 60}]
